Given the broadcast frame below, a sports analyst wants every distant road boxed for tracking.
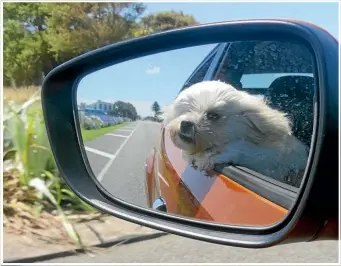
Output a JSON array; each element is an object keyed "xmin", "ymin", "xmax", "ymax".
[{"xmin": 84, "ymin": 121, "xmax": 161, "ymax": 207}]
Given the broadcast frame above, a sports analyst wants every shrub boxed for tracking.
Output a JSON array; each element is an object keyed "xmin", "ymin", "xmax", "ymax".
[{"xmin": 3, "ymin": 91, "xmax": 97, "ymax": 247}]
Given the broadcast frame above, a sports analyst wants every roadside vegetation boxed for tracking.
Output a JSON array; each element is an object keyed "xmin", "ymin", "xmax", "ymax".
[
  {"xmin": 3, "ymin": 91, "xmax": 95, "ymax": 247},
  {"xmin": 3, "ymin": 2, "xmax": 197, "ymax": 247}
]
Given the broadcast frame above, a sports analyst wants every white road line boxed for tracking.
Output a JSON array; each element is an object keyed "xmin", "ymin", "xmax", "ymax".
[
  {"xmin": 116, "ymin": 129, "xmax": 133, "ymax": 132},
  {"xmin": 85, "ymin": 146, "xmax": 115, "ymax": 159},
  {"xmin": 97, "ymin": 124, "xmax": 140, "ymax": 182},
  {"xmin": 158, "ymin": 172, "xmax": 170, "ymax": 187},
  {"xmin": 105, "ymin": 133, "xmax": 128, "ymax": 138}
]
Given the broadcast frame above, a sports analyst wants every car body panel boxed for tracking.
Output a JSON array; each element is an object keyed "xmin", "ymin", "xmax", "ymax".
[{"xmin": 146, "ymin": 128, "xmax": 288, "ymax": 226}]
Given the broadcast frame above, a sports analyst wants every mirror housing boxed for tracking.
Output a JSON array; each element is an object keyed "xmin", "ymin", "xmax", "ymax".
[{"xmin": 41, "ymin": 19, "xmax": 338, "ymax": 248}]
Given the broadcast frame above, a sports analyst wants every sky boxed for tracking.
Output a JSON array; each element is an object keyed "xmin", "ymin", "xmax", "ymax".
[{"xmin": 77, "ymin": 2, "xmax": 339, "ymax": 117}]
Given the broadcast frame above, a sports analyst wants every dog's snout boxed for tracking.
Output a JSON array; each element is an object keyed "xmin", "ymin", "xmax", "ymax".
[
  {"xmin": 180, "ymin": 120, "xmax": 194, "ymax": 134},
  {"xmin": 179, "ymin": 120, "xmax": 195, "ymax": 143}
]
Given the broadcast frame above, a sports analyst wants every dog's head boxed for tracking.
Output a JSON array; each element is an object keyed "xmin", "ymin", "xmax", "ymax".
[{"xmin": 164, "ymin": 80, "xmax": 292, "ymax": 155}]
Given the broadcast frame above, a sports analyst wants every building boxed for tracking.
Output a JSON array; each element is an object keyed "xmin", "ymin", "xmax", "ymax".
[{"xmin": 87, "ymin": 100, "xmax": 115, "ymax": 113}]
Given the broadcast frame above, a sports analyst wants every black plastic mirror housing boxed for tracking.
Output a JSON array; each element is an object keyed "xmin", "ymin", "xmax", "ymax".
[{"xmin": 41, "ymin": 19, "xmax": 338, "ymax": 248}]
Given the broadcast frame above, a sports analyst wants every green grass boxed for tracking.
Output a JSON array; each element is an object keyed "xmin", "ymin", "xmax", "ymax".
[{"xmin": 81, "ymin": 123, "xmax": 128, "ymax": 142}]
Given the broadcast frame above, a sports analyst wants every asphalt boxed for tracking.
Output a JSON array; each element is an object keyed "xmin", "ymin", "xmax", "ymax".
[
  {"xmin": 84, "ymin": 121, "xmax": 161, "ymax": 207},
  {"xmin": 36, "ymin": 234, "xmax": 339, "ymax": 263}
]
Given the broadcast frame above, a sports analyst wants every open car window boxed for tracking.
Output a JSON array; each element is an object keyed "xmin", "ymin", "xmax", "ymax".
[
  {"xmin": 241, "ymin": 73, "xmax": 314, "ymax": 89},
  {"xmin": 239, "ymin": 73, "xmax": 314, "ymax": 98}
]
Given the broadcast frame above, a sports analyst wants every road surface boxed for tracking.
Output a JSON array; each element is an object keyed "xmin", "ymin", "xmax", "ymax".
[
  {"xmin": 84, "ymin": 121, "xmax": 161, "ymax": 207},
  {"xmin": 38, "ymin": 234, "xmax": 338, "ymax": 263}
]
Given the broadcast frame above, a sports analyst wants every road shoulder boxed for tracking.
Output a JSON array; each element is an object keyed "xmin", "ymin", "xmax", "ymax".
[{"xmin": 4, "ymin": 214, "xmax": 165, "ymax": 263}]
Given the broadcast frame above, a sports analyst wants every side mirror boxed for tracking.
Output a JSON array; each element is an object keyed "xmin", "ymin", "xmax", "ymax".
[{"xmin": 41, "ymin": 19, "xmax": 338, "ymax": 248}]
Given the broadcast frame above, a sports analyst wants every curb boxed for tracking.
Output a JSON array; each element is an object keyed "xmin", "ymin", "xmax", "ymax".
[{"xmin": 3, "ymin": 232, "xmax": 168, "ymax": 263}]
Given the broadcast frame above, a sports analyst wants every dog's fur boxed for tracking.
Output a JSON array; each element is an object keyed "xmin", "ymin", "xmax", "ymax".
[{"xmin": 164, "ymin": 80, "xmax": 309, "ymax": 185}]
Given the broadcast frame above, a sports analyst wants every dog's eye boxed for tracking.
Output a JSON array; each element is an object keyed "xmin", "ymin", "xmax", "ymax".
[{"xmin": 206, "ymin": 112, "xmax": 220, "ymax": 120}]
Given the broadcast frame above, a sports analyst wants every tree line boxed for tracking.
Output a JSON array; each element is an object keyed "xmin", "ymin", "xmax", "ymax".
[
  {"xmin": 4, "ymin": 3, "xmax": 198, "ymax": 87},
  {"xmin": 107, "ymin": 100, "xmax": 161, "ymax": 121},
  {"xmin": 108, "ymin": 101, "xmax": 139, "ymax": 121}
]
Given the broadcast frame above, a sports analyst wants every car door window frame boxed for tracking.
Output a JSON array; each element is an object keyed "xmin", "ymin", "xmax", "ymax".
[
  {"xmin": 204, "ymin": 43, "xmax": 230, "ymax": 81},
  {"xmin": 180, "ymin": 44, "xmax": 222, "ymax": 91}
]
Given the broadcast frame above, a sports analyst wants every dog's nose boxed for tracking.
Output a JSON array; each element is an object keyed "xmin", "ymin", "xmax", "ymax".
[{"xmin": 180, "ymin": 120, "xmax": 194, "ymax": 134}]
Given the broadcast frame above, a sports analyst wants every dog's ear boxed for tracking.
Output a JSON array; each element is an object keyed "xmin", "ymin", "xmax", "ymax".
[{"xmin": 243, "ymin": 107, "xmax": 293, "ymax": 143}]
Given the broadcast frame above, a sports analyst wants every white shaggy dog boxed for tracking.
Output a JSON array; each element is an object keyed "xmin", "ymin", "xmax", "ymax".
[{"xmin": 164, "ymin": 80, "xmax": 309, "ymax": 185}]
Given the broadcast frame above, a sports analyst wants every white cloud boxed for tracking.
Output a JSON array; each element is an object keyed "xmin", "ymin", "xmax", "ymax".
[{"xmin": 145, "ymin": 65, "xmax": 161, "ymax": 75}]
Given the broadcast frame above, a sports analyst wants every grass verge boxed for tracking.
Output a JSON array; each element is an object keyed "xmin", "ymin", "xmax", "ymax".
[{"xmin": 81, "ymin": 123, "xmax": 128, "ymax": 142}]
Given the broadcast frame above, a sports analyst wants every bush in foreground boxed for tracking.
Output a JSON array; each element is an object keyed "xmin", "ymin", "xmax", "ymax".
[{"xmin": 3, "ymin": 91, "xmax": 97, "ymax": 247}]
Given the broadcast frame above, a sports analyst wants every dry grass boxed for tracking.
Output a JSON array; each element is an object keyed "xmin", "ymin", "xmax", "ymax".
[{"xmin": 3, "ymin": 86, "xmax": 40, "ymax": 103}]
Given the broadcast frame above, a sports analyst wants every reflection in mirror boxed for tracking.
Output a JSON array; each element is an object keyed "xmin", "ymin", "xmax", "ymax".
[{"xmin": 77, "ymin": 40, "xmax": 315, "ymax": 227}]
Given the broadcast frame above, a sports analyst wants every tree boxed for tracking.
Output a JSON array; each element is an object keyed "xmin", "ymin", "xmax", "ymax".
[
  {"xmin": 43, "ymin": 3, "xmax": 146, "ymax": 63},
  {"xmin": 133, "ymin": 10, "xmax": 198, "ymax": 37},
  {"xmin": 3, "ymin": 2, "xmax": 146, "ymax": 86},
  {"xmin": 3, "ymin": 3, "xmax": 53, "ymax": 86},
  {"xmin": 152, "ymin": 101, "xmax": 161, "ymax": 118},
  {"xmin": 109, "ymin": 101, "xmax": 138, "ymax": 121},
  {"xmin": 125, "ymin": 102, "xmax": 138, "ymax": 121},
  {"xmin": 4, "ymin": 3, "xmax": 198, "ymax": 87}
]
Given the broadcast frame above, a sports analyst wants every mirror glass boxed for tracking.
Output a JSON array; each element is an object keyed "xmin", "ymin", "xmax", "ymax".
[{"xmin": 77, "ymin": 40, "xmax": 316, "ymax": 227}]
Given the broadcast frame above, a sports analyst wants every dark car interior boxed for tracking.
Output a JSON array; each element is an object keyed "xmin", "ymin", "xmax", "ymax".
[
  {"xmin": 265, "ymin": 75, "xmax": 314, "ymax": 147},
  {"xmin": 217, "ymin": 41, "xmax": 315, "ymax": 148}
]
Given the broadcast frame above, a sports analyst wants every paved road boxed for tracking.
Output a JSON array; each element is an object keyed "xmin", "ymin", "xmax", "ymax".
[
  {"xmin": 39, "ymin": 234, "xmax": 338, "ymax": 263},
  {"xmin": 84, "ymin": 121, "xmax": 161, "ymax": 207}
]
